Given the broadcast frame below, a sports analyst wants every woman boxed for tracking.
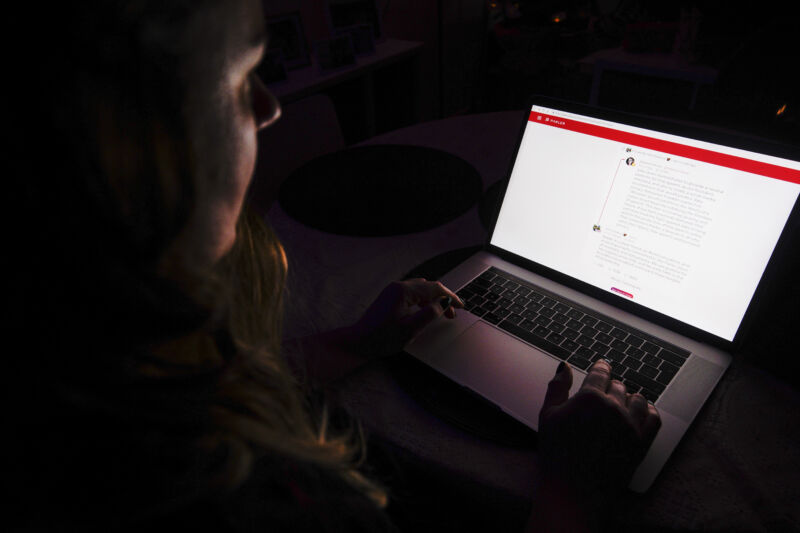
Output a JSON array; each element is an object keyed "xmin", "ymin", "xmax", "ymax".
[{"xmin": 8, "ymin": 1, "xmax": 659, "ymax": 531}]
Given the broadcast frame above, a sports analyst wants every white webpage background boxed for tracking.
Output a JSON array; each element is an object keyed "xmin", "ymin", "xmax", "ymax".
[{"xmin": 491, "ymin": 112, "xmax": 800, "ymax": 341}]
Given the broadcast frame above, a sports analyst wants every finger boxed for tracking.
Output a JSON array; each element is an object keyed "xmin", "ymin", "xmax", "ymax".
[
  {"xmin": 404, "ymin": 280, "xmax": 464, "ymax": 308},
  {"xmin": 640, "ymin": 403, "xmax": 662, "ymax": 445},
  {"xmin": 607, "ymin": 379, "xmax": 627, "ymax": 407},
  {"xmin": 541, "ymin": 362, "xmax": 573, "ymax": 414},
  {"xmin": 580, "ymin": 359, "xmax": 612, "ymax": 394},
  {"xmin": 398, "ymin": 301, "xmax": 446, "ymax": 339},
  {"xmin": 628, "ymin": 393, "xmax": 649, "ymax": 426}
]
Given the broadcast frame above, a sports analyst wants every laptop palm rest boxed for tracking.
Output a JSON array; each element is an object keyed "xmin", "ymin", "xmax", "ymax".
[{"xmin": 414, "ymin": 320, "xmax": 582, "ymax": 430}]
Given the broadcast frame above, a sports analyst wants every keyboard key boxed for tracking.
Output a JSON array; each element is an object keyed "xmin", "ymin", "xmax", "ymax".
[
  {"xmin": 580, "ymin": 315, "xmax": 599, "ymax": 327},
  {"xmin": 456, "ymin": 288, "xmax": 475, "ymax": 300},
  {"xmin": 540, "ymin": 297, "xmax": 556, "ymax": 308},
  {"xmin": 567, "ymin": 318, "xmax": 583, "ymax": 330},
  {"xmin": 576, "ymin": 335, "xmax": 594, "ymax": 347},
  {"xmin": 563, "ymin": 328, "xmax": 580, "ymax": 340},
  {"xmin": 610, "ymin": 339, "xmax": 628, "ymax": 351},
  {"xmin": 469, "ymin": 294, "xmax": 485, "ymax": 306},
  {"xmin": 624, "ymin": 370, "xmax": 666, "ymax": 395},
  {"xmin": 484, "ymin": 313, "xmax": 502, "ymax": 324},
  {"xmin": 472, "ymin": 276, "xmax": 492, "ymax": 288},
  {"xmin": 534, "ymin": 315, "xmax": 551, "ymax": 326},
  {"xmin": 626, "ymin": 335, "xmax": 645, "ymax": 348},
  {"xmin": 524, "ymin": 302, "xmax": 542, "ymax": 313},
  {"xmin": 548, "ymin": 323, "xmax": 566, "ymax": 334},
  {"xmin": 478, "ymin": 271, "xmax": 496, "ymax": 282},
  {"xmin": 539, "ymin": 307, "xmax": 556, "ymax": 318},
  {"xmin": 610, "ymin": 328, "xmax": 628, "ymax": 340},
  {"xmin": 659, "ymin": 350, "xmax": 687, "ymax": 367},
  {"xmin": 551, "ymin": 313, "xmax": 569, "ymax": 325},
  {"xmin": 591, "ymin": 343, "xmax": 610, "ymax": 357},
  {"xmin": 639, "ymin": 364, "xmax": 659, "ymax": 379},
  {"xmin": 497, "ymin": 297, "xmax": 514, "ymax": 309},
  {"xmin": 656, "ymin": 361, "xmax": 679, "ymax": 385},
  {"xmin": 561, "ymin": 339, "xmax": 579, "ymax": 352},
  {"xmin": 494, "ymin": 308, "xmax": 510, "ymax": 319},
  {"xmin": 567, "ymin": 355, "xmax": 592, "ymax": 370},
  {"xmin": 581, "ymin": 326, "xmax": 598, "ymax": 338},
  {"xmin": 528, "ymin": 291, "xmax": 543, "ymax": 303},
  {"xmin": 607, "ymin": 349, "xmax": 626, "ymax": 362},
  {"xmin": 641, "ymin": 341, "xmax": 660, "ymax": 354},
  {"xmin": 484, "ymin": 301, "xmax": 498, "ymax": 311},
  {"xmin": 521, "ymin": 309, "xmax": 537, "ymax": 320},
  {"xmin": 506, "ymin": 313, "xmax": 524, "ymax": 325},
  {"xmin": 520, "ymin": 319, "xmax": 537, "ymax": 331},
  {"xmin": 514, "ymin": 296, "xmax": 531, "ymax": 307},
  {"xmin": 465, "ymin": 282, "xmax": 487, "ymax": 295},
  {"xmin": 508, "ymin": 303, "xmax": 525, "ymax": 314},
  {"xmin": 575, "ymin": 346, "xmax": 595, "ymax": 359},
  {"xmin": 504, "ymin": 281, "xmax": 520, "ymax": 291},
  {"xmin": 548, "ymin": 332, "xmax": 565, "ymax": 345},
  {"xmin": 498, "ymin": 320, "xmax": 572, "ymax": 361},
  {"xmin": 595, "ymin": 332, "xmax": 613, "ymax": 344},
  {"xmin": 484, "ymin": 292, "xmax": 499, "ymax": 302},
  {"xmin": 515, "ymin": 286, "xmax": 532, "ymax": 297},
  {"xmin": 626, "ymin": 346, "xmax": 645, "ymax": 359},
  {"xmin": 489, "ymin": 285, "xmax": 505, "ymax": 295},
  {"xmin": 621, "ymin": 356, "xmax": 642, "ymax": 371},
  {"xmin": 471, "ymin": 307, "xmax": 487, "ymax": 317},
  {"xmin": 567, "ymin": 309, "xmax": 584, "ymax": 320},
  {"xmin": 595, "ymin": 321, "xmax": 613, "ymax": 333},
  {"xmin": 533, "ymin": 325, "xmax": 550, "ymax": 337},
  {"xmin": 641, "ymin": 353, "xmax": 659, "ymax": 366},
  {"xmin": 554, "ymin": 303, "xmax": 570, "ymax": 314}
]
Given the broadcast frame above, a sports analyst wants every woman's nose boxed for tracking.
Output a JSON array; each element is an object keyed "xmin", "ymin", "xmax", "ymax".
[{"xmin": 252, "ymin": 74, "xmax": 281, "ymax": 130}]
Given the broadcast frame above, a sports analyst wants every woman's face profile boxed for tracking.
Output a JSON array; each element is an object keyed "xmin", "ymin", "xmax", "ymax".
[{"xmin": 172, "ymin": 0, "xmax": 280, "ymax": 268}]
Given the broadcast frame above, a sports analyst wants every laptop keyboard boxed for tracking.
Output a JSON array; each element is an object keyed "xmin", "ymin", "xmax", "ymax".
[{"xmin": 455, "ymin": 267, "xmax": 690, "ymax": 403}]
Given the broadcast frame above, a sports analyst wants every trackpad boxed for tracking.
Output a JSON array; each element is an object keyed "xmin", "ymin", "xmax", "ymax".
[{"xmin": 431, "ymin": 321, "xmax": 582, "ymax": 430}]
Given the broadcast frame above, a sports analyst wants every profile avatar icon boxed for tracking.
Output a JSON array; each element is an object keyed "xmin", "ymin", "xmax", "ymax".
[
  {"xmin": 592, "ymin": 224, "xmax": 601, "ymax": 232},
  {"xmin": 626, "ymin": 157, "xmax": 635, "ymax": 166}
]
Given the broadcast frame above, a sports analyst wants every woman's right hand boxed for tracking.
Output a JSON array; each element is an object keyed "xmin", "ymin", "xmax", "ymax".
[{"xmin": 535, "ymin": 360, "xmax": 661, "ymax": 518}]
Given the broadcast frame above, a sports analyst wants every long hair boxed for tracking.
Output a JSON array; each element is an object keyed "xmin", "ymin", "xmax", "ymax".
[{"xmin": 7, "ymin": 1, "xmax": 385, "ymax": 528}]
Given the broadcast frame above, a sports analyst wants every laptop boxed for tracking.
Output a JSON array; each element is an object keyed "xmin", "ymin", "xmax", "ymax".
[{"xmin": 405, "ymin": 95, "xmax": 800, "ymax": 492}]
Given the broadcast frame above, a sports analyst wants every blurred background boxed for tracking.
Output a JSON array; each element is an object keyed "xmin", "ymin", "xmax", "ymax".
[{"xmin": 263, "ymin": 0, "xmax": 798, "ymax": 146}]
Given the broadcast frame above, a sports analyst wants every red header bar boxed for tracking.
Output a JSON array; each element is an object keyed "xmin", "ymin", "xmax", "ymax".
[{"xmin": 529, "ymin": 112, "xmax": 800, "ymax": 184}]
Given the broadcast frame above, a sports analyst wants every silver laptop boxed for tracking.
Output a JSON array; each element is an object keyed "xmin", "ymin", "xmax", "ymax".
[{"xmin": 405, "ymin": 95, "xmax": 800, "ymax": 492}]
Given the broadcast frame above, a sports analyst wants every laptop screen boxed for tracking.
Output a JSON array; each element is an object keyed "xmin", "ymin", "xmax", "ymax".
[{"xmin": 491, "ymin": 103, "xmax": 800, "ymax": 342}]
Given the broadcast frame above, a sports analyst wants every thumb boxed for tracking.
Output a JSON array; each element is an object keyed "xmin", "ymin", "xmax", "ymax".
[
  {"xmin": 541, "ymin": 362, "xmax": 573, "ymax": 413},
  {"xmin": 399, "ymin": 301, "xmax": 445, "ymax": 340}
]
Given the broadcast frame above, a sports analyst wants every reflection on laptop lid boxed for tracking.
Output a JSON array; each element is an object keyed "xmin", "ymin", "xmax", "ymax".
[{"xmin": 490, "ymin": 103, "xmax": 800, "ymax": 343}]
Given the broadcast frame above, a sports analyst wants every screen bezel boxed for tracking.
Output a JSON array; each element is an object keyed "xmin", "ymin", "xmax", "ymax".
[{"xmin": 485, "ymin": 95, "xmax": 800, "ymax": 353}]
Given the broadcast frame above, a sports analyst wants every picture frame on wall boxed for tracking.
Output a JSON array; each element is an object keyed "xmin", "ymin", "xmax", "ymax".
[
  {"xmin": 334, "ymin": 23, "xmax": 375, "ymax": 56},
  {"xmin": 326, "ymin": 0, "xmax": 382, "ymax": 43},
  {"xmin": 315, "ymin": 34, "xmax": 357, "ymax": 71},
  {"xmin": 266, "ymin": 12, "xmax": 311, "ymax": 70}
]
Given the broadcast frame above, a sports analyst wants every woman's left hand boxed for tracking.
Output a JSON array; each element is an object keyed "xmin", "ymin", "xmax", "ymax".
[{"xmin": 349, "ymin": 278, "xmax": 464, "ymax": 358}]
